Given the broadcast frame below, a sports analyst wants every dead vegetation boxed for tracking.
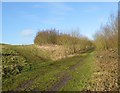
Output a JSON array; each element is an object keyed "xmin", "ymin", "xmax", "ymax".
[
  {"xmin": 38, "ymin": 44, "xmax": 67, "ymax": 60},
  {"xmin": 85, "ymin": 13, "xmax": 119, "ymax": 91},
  {"xmin": 86, "ymin": 49, "xmax": 118, "ymax": 91},
  {"xmin": 38, "ymin": 44, "xmax": 93, "ymax": 61}
]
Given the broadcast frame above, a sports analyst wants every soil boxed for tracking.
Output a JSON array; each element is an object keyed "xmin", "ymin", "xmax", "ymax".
[
  {"xmin": 48, "ymin": 72, "xmax": 72, "ymax": 91},
  {"xmin": 48, "ymin": 58, "xmax": 84, "ymax": 91}
]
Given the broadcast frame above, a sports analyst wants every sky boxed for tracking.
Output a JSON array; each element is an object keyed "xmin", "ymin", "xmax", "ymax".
[
  {"xmin": 2, "ymin": 2, "xmax": 118, "ymax": 45},
  {"xmin": 2, "ymin": 0, "xmax": 119, "ymax": 2}
]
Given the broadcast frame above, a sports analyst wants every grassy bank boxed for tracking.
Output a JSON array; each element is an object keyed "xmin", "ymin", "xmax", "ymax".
[
  {"xmin": 60, "ymin": 52, "xmax": 95, "ymax": 91},
  {"xmin": 1, "ymin": 44, "xmax": 95, "ymax": 91}
]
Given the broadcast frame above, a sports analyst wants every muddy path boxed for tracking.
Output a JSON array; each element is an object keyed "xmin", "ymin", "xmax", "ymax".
[
  {"xmin": 48, "ymin": 72, "xmax": 72, "ymax": 91},
  {"xmin": 15, "ymin": 54, "xmax": 89, "ymax": 91},
  {"xmin": 48, "ymin": 57, "xmax": 85, "ymax": 91},
  {"xmin": 15, "ymin": 75, "xmax": 38, "ymax": 91},
  {"xmin": 15, "ymin": 70, "xmax": 47, "ymax": 91}
]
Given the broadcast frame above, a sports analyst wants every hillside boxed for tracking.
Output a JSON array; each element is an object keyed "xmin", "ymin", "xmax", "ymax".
[{"xmin": 1, "ymin": 44, "xmax": 95, "ymax": 91}]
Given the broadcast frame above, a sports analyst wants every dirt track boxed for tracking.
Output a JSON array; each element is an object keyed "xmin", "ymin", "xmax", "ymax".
[
  {"xmin": 48, "ymin": 57, "xmax": 85, "ymax": 91},
  {"xmin": 16, "ymin": 56, "xmax": 85, "ymax": 91}
]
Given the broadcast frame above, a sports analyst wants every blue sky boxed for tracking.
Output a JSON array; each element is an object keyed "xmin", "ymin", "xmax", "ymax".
[{"xmin": 2, "ymin": 2, "xmax": 118, "ymax": 45}]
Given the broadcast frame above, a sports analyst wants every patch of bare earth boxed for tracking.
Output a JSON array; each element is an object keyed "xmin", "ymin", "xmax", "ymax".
[
  {"xmin": 15, "ymin": 70, "xmax": 47, "ymax": 91},
  {"xmin": 48, "ymin": 72, "xmax": 72, "ymax": 91},
  {"xmin": 16, "ymin": 75, "xmax": 38, "ymax": 91},
  {"xmin": 48, "ymin": 58, "xmax": 84, "ymax": 91},
  {"xmin": 85, "ymin": 49, "xmax": 119, "ymax": 91}
]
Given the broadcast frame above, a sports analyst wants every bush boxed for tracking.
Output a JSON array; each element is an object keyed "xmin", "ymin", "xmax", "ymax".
[
  {"xmin": 34, "ymin": 28, "xmax": 94, "ymax": 53},
  {"xmin": 94, "ymin": 14, "xmax": 118, "ymax": 50},
  {"xmin": 34, "ymin": 29, "xmax": 58, "ymax": 45}
]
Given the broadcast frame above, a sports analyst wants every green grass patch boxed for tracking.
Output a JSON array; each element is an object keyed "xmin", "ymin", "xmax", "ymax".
[
  {"xmin": 60, "ymin": 52, "xmax": 95, "ymax": 91},
  {"xmin": 2, "ymin": 44, "xmax": 95, "ymax": 91}
]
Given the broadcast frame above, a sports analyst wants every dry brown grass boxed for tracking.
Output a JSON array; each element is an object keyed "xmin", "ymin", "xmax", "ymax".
[
  {"xmin": 37, "ymin": 44, "xmax": 79, "ymax": 61},
  {"xmin": 86, "ymin": 49, "xmax": 118, "ymax": 91}
]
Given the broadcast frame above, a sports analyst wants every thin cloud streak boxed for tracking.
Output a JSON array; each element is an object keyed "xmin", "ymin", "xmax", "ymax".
[
  {"xmin": 83, "ymin": 6, "xmax": 100, "ymax": 13},
  {"xmin": 33, "ymin": 3, "xmax": 74, "ymax": 15},
  {"xmin": 21, "ymin": 29, "xmax": 35, "ymax": 37}
]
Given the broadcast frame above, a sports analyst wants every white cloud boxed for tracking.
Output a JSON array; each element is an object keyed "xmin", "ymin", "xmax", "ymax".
[
  {"xmin": 41, "ymin": 19, "xmax": 57, "ymax": 25},
  {"xmin": 41, "ymin": 17, "xmax": 63, "ymax": 25},
  {"xmin": 21, "ymin": 29, "xmax": 35, "ymax": 37},
  {"xmin": 33, "ymin": 2, "xmax": 74, "ymax": 15},
  {"xmin": 83, "ymin": 6, "xmax": 100, "ymax": 13},
  {"xmin": 50, "ymin": 3, "xmax": 74, "ymax": 11},
  {"xmin": 51, "ymin": 3, "xmax": 74, "ymax": 15},
  {"xmin": 20, "ymin": 29, "xmax": 36, "ymax": 44}
]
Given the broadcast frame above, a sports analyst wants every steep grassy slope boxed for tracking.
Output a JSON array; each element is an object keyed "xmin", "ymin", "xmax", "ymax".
[{"xmin": 1, "ymin": 44, "xmax": 95, "ymax": 91}]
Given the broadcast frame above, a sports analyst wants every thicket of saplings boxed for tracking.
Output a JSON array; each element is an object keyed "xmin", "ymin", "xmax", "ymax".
[
  {"xmin": 86, "ymin": 15, "xmax": 118, "ymax": 91},
  {"xmin": 94, "ymin": 15, "xmax": 118, "ymax": 51},
  {"xmin": 34, "ymin": 29, "xmax": 94, "ymax": 54}
]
